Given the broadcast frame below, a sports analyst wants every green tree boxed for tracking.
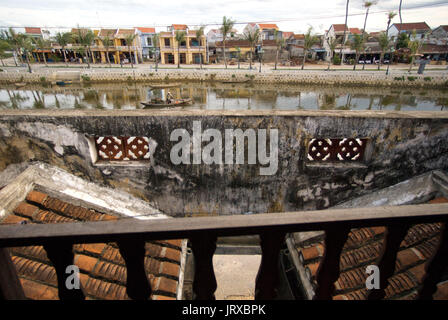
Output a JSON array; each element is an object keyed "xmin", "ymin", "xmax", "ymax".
[
  {"xmin": 408, "ymin": 30, "xmax": 426, "ymax": 72},
  {"xmin": 152, "ymin": 33, "xmax": 160, "ymax": 71},
  {"xmin": 274, "ymin": 30, "xmax": 286, "ymax": 70},
  {"xmin": 243, "ymin": 28, "xmax": 260, "ymax": 70},
  {"xmin": 175, "ymin": 30, "xmax": 186, "ymax": 69},
  {"xmin": 74, "ymin": 27, "xmax": 95, "ymax": 68},
  {"xmin": 326, "ymin": 37, "xmax": 339, "ymax": 70},
  {"xmin": 396, "ymin": 32, "xmax": 409, "ymax": 49},
  {"xmin": 195, "ymin": 26, "xmax": 205, "ymax": 69},
  {"xmin": 220, "ymin": 16, "xmax": 235, "ymax": 69},
  {"xmin": 124, "ymin": 33, "xmax": 137, "ymax": 68},
  {"xmin": 349, "ymin": 33, "xmax": 365, "ymax": 70},
  {"xmin": 302, "ymin": 27, "xmax": 319, "ymax": 70},
  {"xmin": 361, "ymin": 1, "xmax": 376, "ymax": 70},
  {"xmin": 385, "ymin": 11, "xmax": 397, "ymax": 75},
  {"xmin": 17, "ymin": 34, "xmax": 34, "ymax": 73},
  {"xmin": 378, "ymin": 32, "xmax": 391, "ymax": 70},
  {"xmin": 100, "ymin": 32, "xmax": 113, "ymax": 67},
  {"xmin": 340, "ymin": 0, "xmax": 350, "ymax": 61},
  {"xmin": 54, "ymin": 32, "xmax": 72, "ymax": 66},
  {"xmin": 235, "ymin": 46, "xmax": 241, "ymax": 69},
  {"xmin": 4, "ymin": 28, "xmax": 22, "ymax": 66},
  {"xmin": 0, "ymin": 39, "xmax": 11, "ymax": 67},
  {"xmin": 33, "ymin": 37, "xmax": 50, "ymax": 67}
]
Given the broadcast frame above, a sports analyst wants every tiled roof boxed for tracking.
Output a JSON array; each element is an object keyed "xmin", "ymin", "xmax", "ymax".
[
  {"xmin": 332, "ymin": 24, "xmax": 349, "ymax": 33},
  {"xmin": 25, "ymin": 27, "xmax": 42, "ymax": 35},
  {"xmin": 393, "ymin": 22, "xmax": 431, "ymax": 31},
  {"xmin": 349, "ymin": 28, "xmax": 362, "ymax": 34},
  {"xmin": 442, "ymin": 25, "xmax": 448, "ymax": 32},
  {"xmin": 294, "ymin": 197, "xmax": 448, "ymax": 300},
  {"xmin": 282, "ymin": 32, "xmax": 294, "ymax": 39},
  {"xmin": 98, "ymin": 29, "xmax": 117, "ymax": 37},
  {"xmin": 421, "ymin": 44, "xmax": 448, "ymax": 53},
  {"xmin": 116, "ymin": 29, "xmax": 136, "ymax": 38},
  {"xmin": 136, "ymin": 27, "xmax": 156, "ymax": 33},
  {"xmin": 172, "ymin": 24, "xmax": 188, "ymax": 30},
  {"xmin": 258, "ymin": 23, "xmax": 279, "ymax": 30},
  {"xmin": 293, "ymin": 34, "xmax": 305, "ymax": 40},
  {"xmin": 1, "ymin": 190, "xmax": 183, "ymax": 300}
]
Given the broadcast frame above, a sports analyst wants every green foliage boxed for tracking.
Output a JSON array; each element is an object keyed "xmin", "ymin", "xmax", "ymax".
[
  {"xmin": 424, "ymin": 77, "xmax": 432, "ymax": 81},
  {"xmin": 81, "ymin": 75, "xmax": 91, "ymax": 82},
  {"xmin": 407, "ymin": 76, "xmax": 416, "ymax": 81},
  {"xmin": 332, "ymin": 53, "xmax": 341, "ymax": 65},
  {"xmin": 232, "ymin": 74, "xmax": 236, "ymax": 78},
  {"xmin": 394, "ymin": 76, "xmax": 405, "ymax": 81},
  {"xmin": 396, "ymin": 33, "xmax": 409, "ymax": 49}
]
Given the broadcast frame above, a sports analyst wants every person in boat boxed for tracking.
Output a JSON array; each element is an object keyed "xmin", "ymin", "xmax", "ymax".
[{"xmin": 166, "ymin": 91, "xmax": 174, "ymax": 104}]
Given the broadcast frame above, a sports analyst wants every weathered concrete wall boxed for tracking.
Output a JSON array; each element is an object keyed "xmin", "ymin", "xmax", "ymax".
[
  {"xmin": 1, "ymin": 109, "xmax": 447, "ymax": 217},
  {"xmin": 1, "ymin": 68, "xmax": 447, "ymax": 88}
]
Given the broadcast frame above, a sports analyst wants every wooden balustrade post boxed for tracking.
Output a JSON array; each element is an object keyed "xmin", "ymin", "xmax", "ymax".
[
  {"xmin": 43, "ymin": 242, "xmax": 85, "ymax": 300},
  {"xmin": 117, "ymin": 239, "xmax": 151, "ymax": 300},
  {"xmin": 367, "ymin": 224, "xmax": 410, "ymax": 300},
  {"xmin": 313, "ymin": 226, "xmax": 350, "ymax": 300},
  {"xmin": 255, "ymin": 231, "xmax": 285, "ymax": 300},
  {"xmin": 418, "ymin": 222, "xmax": 448, "ymax": 300},
  {"xmin": 0, "ymin": 248, "xmax": 26, "ymax": 300},
  {"xmin": 190, "ymin": 234, "xmax": 217, "ymax": 300}
]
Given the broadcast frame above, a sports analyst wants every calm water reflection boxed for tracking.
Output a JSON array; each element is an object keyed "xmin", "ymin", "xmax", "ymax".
[{"xmin": 1, "ymin": 82, "xmax": 447, "ymax": 111}]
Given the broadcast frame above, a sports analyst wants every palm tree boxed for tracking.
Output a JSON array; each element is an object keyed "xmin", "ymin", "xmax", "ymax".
[
  {"xmin": 235, "ymin": 46, "xmax": 241, "ymax": 69},
  {"xmin": 399, "ymin": 0, "xmax": 403, "ymax": 24},
  {"xmin": 408, "ymin": 31, "xmax": 425, "ymax": 73},
  {"xmin": 175, "ymin": 30, "xmax": 186, "ymax": 69},
  {"xmin": 361, "ymin": 1, "xmax": 376, "ymax": 70},
  {"xmin": 74, "ymin": 27, "xmax": 95, "ymax": 68},
  {"xmin": 4, "ymin": 28, "xmax": 22, "ymax": 66},
  {"xmin": 17, "ymin": 34, "xmax": 34, "ymax": 73},
  {"xmin": 340, "ymin": 0, "xmax": 350, "ymax": 62},
  {"xmin": 302, "ymin": 27, "xmax": 319, "ymax": 70},
  {"xmin": 124, "ymin": 33, "xmax": 137, "ymax": 68},
  {"xmin": 326, "ymin": 37, "xmax": 339, "ymax": 70},
  {"xmin": 385, "ymin": 11, "xmax": 397, "ymax": 75},
  {"xmin": 349, "ymin": 33, "xmax": 365, "ymax": 70},
  {"xmin": 195, "ymin": 26, "xmax": 205, "ymax": 69},
  {"xmin": 54, "ymin": 32, "xmax": 72, "ymax": 66},
  {"xmin": 0, "ymin": 39, "xmax": 11, "ymax": 67},
  {"xmin": 274, "ymin": 30, "xmax": 286, "ymax": 70},
  {"xmin": 100, "ymin": 32, "xmax": 113, "ymax": 67},
  {"xmin": 220, "ymin": 16, "xmax": 235, "ymax": 69},
  {"xmin": 378, "ymin": 32, "xmax": 390, "ymax": 70},
  {"xmin": 33, "ymin": 37, "xmax": 50, "ymax": 67},
  {"xmin": 152, "ymin": 33, "xmax": 160, "ymax": 71},
  {"xmin": 243, "ymin": 28, "xmax": 260, "ymax": 70}
]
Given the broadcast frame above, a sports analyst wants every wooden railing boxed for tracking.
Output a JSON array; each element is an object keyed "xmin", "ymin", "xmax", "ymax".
[{"xmin": 0, "ymin": 203, "xmax": 447, "ymax": 300}]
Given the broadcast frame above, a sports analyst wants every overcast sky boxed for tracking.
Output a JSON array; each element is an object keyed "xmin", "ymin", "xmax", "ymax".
[{"xmin": 0, "ymin": 0, "xmax": 447, "ymax": 35}]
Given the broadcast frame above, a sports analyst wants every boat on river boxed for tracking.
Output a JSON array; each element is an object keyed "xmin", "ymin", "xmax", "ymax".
[{"xmin": 141, "ymin": 98, "xmax": 193, "ymax": 108}]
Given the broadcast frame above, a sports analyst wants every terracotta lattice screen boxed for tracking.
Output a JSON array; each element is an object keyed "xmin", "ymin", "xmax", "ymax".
[
  {"xmin": 95, "ymin": 136, "xmax": 150, "ymax": 161},
  {"xmin": 307, "ymin": 138, "xmax": 368, "ymax": 162}
]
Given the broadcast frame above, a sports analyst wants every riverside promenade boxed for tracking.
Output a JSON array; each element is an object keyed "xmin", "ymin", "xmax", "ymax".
[{"xmin": 1, "ymin": 61, "xmax": 448, "ymax": 88}]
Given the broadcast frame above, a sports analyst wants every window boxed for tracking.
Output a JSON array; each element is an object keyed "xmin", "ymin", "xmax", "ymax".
[
  {"xmin": 146, "ymin": 37, "xmax": 153, "ymax": 46},
  {"xmin": 164, "ymin": 38, "xmax": 170, "ymax": 47}
]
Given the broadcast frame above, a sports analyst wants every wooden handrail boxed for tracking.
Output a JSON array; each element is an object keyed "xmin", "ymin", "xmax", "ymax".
[{"xmin": 0, "ymin": 203, "xmax": 447, "ymax": 248}]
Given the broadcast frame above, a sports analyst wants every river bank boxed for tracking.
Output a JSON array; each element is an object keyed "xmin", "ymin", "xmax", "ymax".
[{"xmin": 1, "ymin": 64, "xmax": 448, "ymax": 89}]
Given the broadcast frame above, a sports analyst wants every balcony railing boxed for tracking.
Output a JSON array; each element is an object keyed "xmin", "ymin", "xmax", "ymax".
[{"xmin": 0, "ymin": 203, "xmax": 447, "ymax": 300}]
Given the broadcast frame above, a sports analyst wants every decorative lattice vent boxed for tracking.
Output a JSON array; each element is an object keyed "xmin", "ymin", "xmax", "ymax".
[
  {"xmin": 95, "ymin": 136, "xmax": 150, "ymax": 161},
  {"xmin": 307, "ymin": 138, "xmax": 368, "ymax": 162}
]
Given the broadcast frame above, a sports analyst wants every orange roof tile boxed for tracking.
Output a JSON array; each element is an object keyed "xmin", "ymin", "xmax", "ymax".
[
  {"xmin": 295, "ymin": 197, "xmax": 448, "ymax": 300},
  {"xmin": 136, "ymin": 27, "xmax": 156, "ymax": 33},
  {"xmin": 172, "ymin": 24, "xmax": 188, "ymax": 30},
  {"xmin": 393, "ymin": 22, "xmax": 431, "ymax": 31},
  {"xmin": 1, "ymin": 190, "xmax": 183, "ymax": 300},
  {"xmin": 25, "ymin": 27, "xmax": 42, "ymax": 35},
  {"xmin": 258, "ymin": 23, "xmax": 279, "ymax": 30}
]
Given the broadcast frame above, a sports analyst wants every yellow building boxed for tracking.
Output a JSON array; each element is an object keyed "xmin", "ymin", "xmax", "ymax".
[
  {"xmin": 94, "ymin": 28, "xmax": 141, "ymax": 65},
  {"xmin": 159, "ymin": 24, "xmax": 206, "ymax": 65}
]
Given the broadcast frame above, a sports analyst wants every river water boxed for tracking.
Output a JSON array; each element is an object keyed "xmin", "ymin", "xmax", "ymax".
[{"xmin": 1, "ymin": 81, "xmax": 447, "ymax": 111}]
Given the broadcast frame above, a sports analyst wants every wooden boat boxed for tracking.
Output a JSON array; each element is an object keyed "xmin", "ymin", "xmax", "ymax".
[
  {"xmin": 14, "ymin": 82, "xmax": 27, "ymax": 88},
  {"xmin": 141, "ymin": 98, "xmax": 193, "ymax": 108},
  {"xmin": 55, "ymin": 80, "xmax": 72, "ymax": 86},
  {"xmin": 149, "ymin": 83, "xmax": 181, "ymax": 89}
]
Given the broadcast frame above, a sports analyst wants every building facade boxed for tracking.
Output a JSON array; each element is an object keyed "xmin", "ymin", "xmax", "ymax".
[{"xmin": 159, "ymin": 24, "xmax": 206, "ymax": 65}]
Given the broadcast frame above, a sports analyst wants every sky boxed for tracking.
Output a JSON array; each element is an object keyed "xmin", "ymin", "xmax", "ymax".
[{"xmin": 0, "ymin": 0, "xmax": 447, "ymax": 35}]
